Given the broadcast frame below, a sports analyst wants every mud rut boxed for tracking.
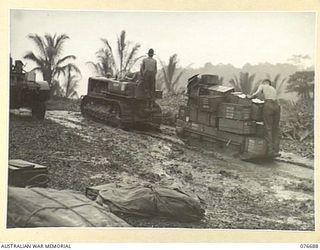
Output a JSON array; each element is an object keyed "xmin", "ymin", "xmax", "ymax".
[{"xmin": 43, "ymin": 110, "xmax": 314, "ymax": 229}]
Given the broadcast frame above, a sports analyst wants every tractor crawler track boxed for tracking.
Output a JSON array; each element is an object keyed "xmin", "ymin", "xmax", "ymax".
[{"xmin": 81, "ymin": 95, "xmax": 162, "ymax": 130}]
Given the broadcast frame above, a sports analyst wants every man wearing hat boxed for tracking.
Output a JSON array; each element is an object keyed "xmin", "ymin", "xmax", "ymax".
[
  {"xmin": 140, "ymin": 48, "xmax": 157, "ymax": 102},
  {"xmin": 248, "ymin": 79, "xmax": 280, "ymax": 157}
]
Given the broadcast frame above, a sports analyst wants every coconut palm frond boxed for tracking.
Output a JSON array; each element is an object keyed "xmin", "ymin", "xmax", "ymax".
[
  {"xmin": 158, "ymin": 54, "xmax": 189, "ymax": 94},
  {"xmin": 251, "ymin": 80, "xmax": 262, "ymax": 95},
  {"xmin": 171, "ymin": 69, "xmax": 185, "ymax": 90},
  {"xmin": 86, "ymin": 61, "xmax": 100, "ymax": 74},
  {"xmin": 117, "ymin": 30, "xmax": 127, "ymax": 73},
  {"xmin": 172, "ymin": 63, "xmax": 193, "ymax": 87},
  {"xmin": 159, "ymin": 60, "xmax": 171, "ymax": 92},
  {"xmin": 277, "ymin": 78, "xmax": 286, "ymax": 92},
  {"xmin": 53, "ymin": 66, "xmax": 67, "ymax": 78},
  {"xmin": 127, "ymin": 55, "xmax": 145, "ymax": 72},
  {"xmin": 27, "ymin": 34, "xmax": 47, "ymax": 59},
  {"xmin": 167, "ymin": 54, "xmax": 178, "ymax": 84},
  {"xmin": 29, "ymin": 67, "xmax": 43, "ymax": 73},
  {"xmin": 229, "ymin": 74, "xmax": 240, "ymax": 91},
  {"xmin": 91, "ymin": 31, "xmax": 141, "ymax": 78},
  {"xmin": 100, "ymin": 38, "xmax": 117, "ymax": 70},
  {"xmin": 123, "ymin": 43, "xmax": 141, "ymax": 72},
  {"xmin": 274, "ymin": 74, "xmax": 281, "ymax": 86},
  {"xmin": 23, "ymin": 51, "xmax": 45, "ymax": 68},
  {"xmin": 56, "ymin": 55, "xmax": 76, "ymax": 66},
  {"xmin": 54, "ymin": 33, "xmax": 69, "ymax": 50},
  {"xmin": 65, "ymin": 63, "xmax": 81, "ymax": 75},
  {"xmin": 24, "ymin": 33, "xmax": 79, "ymax": 96}
]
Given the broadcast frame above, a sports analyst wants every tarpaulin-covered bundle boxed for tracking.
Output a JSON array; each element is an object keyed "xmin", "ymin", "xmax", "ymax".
[
  {"xmin": 7, "ymin": 187, "xmax": 130, "ymax": 228},
  {"xmin": 96, "ymin": 184, "xmax": 205, "ymax": 222}
]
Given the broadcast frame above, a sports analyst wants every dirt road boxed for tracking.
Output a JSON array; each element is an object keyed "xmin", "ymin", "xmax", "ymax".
[{"xmin": 9, "ymin": 110, "xmax": 314, "ymax": 230}]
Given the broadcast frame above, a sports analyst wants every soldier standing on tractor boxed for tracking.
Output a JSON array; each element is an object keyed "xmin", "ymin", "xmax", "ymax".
[
  {"xmin": 140, "ymin": 48, "xmax": 157, "ymax": 108},
  {"xmin": 248, "ymin": 79, "xmax": 281, "ymax": 157}
]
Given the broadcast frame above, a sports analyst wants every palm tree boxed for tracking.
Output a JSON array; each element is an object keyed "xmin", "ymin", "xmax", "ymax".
[
  {"xmin": 286, "ymin": 71, "xmax": 314, "ymax": 101},
  {"xmin": 159, "ymin": 54, "xmax": 191, "ymax": 94},
  {"xmin": 24, "ymin": 33, "xmax": 80, "ymax": 96},
  {"xmin": 229, "ymin": 72, "xmax": 256, "ymax": 94},
  {"xmin": 86, "ymin": 45, "xmax": 115, "ymax": 77},
  {"xmin": 62, "ymin": 64, "xmax": 81, "ymax": 99},
  {"xmin": 87, "ymin": 30, "xmax": 142, "ymax": 79}
]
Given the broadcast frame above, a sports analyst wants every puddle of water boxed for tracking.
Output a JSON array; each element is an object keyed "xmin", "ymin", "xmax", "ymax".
[
  {"xmin": 278, "ymin": 151, "xmax": 313, "ymax": 169},
  {"xmin": 46, "ymin": 111, "xmax": 83, "ymax": 130},
  {"xmin": 10, "ymin": 108, "xmax": 32, "ymax": 116},
  {"xmin": 48, "ymin": 116, "xmax": 82, "ymax": 129},
  {"xmin": 271, "ymin": 185, "xmax": 313, "ymax": 201},
  {"xmin": 46, "ymin": 111, "xmax": 95, "ymax": 142}
]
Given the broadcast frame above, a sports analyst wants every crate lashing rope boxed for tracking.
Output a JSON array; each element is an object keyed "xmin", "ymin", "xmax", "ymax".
[
  {"xmin": 25, "ymin": 174, "xmax": 50, "ymax": 188},
  {"xmin": 24, "ymin": 188, "xmax": 95, "ymax": 227}
]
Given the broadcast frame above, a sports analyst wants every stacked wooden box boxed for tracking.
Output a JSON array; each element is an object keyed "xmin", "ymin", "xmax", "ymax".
[
  {"xmin": 180, "ymin": 74, "xmax": 234, "ymax": 136},
  {"xmin": 8, "ymin": 159, "xmax": 49, "ymax": 187},
  {"xmin": 177, "ymin": 75, "xmax": 268, "ymax": 158},
  {"xmin": 217, "ymin": 93, "xmax": 267, "ymax": 156}
]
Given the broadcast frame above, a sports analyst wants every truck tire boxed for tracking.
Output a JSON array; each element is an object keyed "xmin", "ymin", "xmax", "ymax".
[{"xmin": 32, "ymin": 102, "xmax": 46, "ymax": 120}]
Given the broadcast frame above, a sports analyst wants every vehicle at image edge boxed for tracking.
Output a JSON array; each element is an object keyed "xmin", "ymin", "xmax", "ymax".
[
  {"xmin": 10, "ymin": 57, "xmax": 50, "ymax": 119},
  {"xmin": 80, "ymin": 76, "xmax": 162, "ymax": 129}
]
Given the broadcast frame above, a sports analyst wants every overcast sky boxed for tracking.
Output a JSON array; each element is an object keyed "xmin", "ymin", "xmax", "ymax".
[{"xmin": 10, "ymin": 10, "xmax": 316, "ymax": 95}]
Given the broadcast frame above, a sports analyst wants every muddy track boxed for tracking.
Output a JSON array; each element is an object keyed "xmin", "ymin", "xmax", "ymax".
[
  {"xmin": 47, "ymin": 111, "xmax": 313, "ymax": 169},
  {"xmin": 10, "ymin": 110, "xmax": 314, "ymax": 229}
]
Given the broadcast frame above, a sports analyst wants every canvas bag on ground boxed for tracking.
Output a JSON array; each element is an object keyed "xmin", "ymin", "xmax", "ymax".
[
  {"xmin": 7, "ymin": 187, "xmax": 130, "ymax": 228},
  {"xmin": 96, "ymin": 183, "xmax": 205, "ymax": 222}
]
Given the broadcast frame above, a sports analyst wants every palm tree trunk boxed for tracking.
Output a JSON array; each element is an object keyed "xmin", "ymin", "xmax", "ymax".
[{"xmin": 43, "ymin": 68, "xmax": 52, "ymax": 87}]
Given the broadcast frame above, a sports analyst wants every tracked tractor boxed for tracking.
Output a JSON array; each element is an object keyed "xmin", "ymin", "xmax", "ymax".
[{"xmin": 80, "ymin": 76, "xmax": 162, "ymax": 129}]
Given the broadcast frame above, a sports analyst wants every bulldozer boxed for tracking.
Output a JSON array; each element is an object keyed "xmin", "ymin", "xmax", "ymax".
[
  {"xmin": 10, "ymin": 57, "xmax": 50, "ymax": 119},
  {"xmin": 80, "ymin": 76, "xmax": 162, "ymax": 129}
]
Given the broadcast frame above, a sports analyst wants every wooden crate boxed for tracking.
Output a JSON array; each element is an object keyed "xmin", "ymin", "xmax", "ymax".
[
  {"xmin": 197, "ymin": 110, "xmax": 210, "ymax": 125},
  {"xmin": 243, "ymin": 137, "xmax": 268, "ymax": 156},
  {"xmin": 218, "ymin": 103, "xmax": 252, "ymax": 120},
  {"xmin": 216, "ymin": 130, "xmax": 246, "ymax": 145},
  {"xmin": 207, "ymin": 85, "xmax": 234, "ymax": 96},
  {"xmin": 226, "ymin": 92, "xmax": 252, "ymax": 106},
  {"xmin": 8, "ymin": 159, "xmax": 48, "ymax": 188},
  {"xmin": 209, "ymin": 114, "xmax": 219, "ymax": 127},
  {"xmin": 218, "ymin": 118, "xmax": 256, "ymax": 135},
  {"xmin": 238, "ymin": 97, "xmax": 252, "ymax": 106},
  {"xmin": 226, "ymin": 92, "xmax": 242, "ymax": 103},
  {"xmin": 202, "ymin": 124, "xmax": 219, "ymax": 137},
  {"xmin": 187, "ymin": 96, "xmax": 198, "ymax": 108},
  {"xmin": 190, "ymin": 122, "xmax": 204, "ymax": 133},
  {"xmin": 189, "ymin": 107, "xmax": 198, "ymax": 122},
  {"xmin": 198, "ymin": 95, "xmax": 225, "ymax": 112},
  {"xmin": 200, "ymin": 74, "xmax": 219, "ymax": 85}
]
